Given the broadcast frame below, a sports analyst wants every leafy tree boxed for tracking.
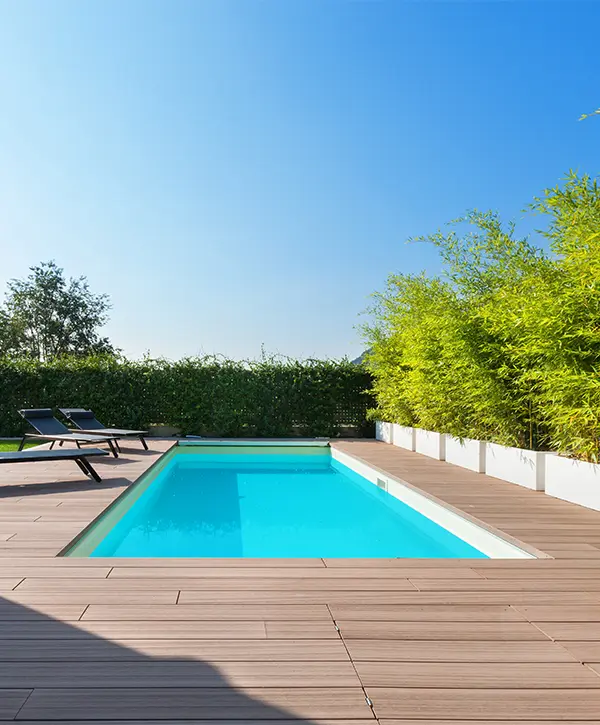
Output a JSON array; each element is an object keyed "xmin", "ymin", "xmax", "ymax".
[{"xmin": 0, "ymin": 261, "xmax": 116, "ymax": 360}]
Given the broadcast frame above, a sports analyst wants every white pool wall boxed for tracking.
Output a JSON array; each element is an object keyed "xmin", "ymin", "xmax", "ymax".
[{"xmin": 331, "ymin": 447, "xmax": 534, "ymax": 559}]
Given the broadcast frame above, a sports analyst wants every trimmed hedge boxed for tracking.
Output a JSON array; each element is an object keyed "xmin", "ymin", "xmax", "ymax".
[{"xmin": 0, "ymin": 356, "xmax": 374, "ymax": 438}]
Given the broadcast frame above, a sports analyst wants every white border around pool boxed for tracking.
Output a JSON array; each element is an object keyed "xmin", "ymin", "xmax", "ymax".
[{"xmin": 330, "ymin": 447, "xmax": 534, "ymax": 559}]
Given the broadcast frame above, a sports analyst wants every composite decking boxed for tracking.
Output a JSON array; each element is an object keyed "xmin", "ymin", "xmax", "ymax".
[{"xmin": 0, "ymin": 438, "xmax": 600, "ymax": 722}]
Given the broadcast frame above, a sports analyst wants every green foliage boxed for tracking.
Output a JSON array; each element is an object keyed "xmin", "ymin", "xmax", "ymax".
[
  {"xmin": 0, "ymin": 356, "xmax": 373, "ymax": 438},
  {"xmin": 580, "ymin": 108, "xmax": 600, "ymax": 120},
  {"xmin": 0, "ymin": 261, "xmax": 115, "ymax": 360},
  {"xmin": 0, "ymin": 440, "xmax": 36, "ymax": 452},
  {"xmin": 364, "ymin": 172, "xmax": 600, "ymax": 461}
]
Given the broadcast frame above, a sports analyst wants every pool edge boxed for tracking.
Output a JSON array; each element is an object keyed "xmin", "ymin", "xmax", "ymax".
[{"xmin": 61, "ymin": 439, "xmax": 547, "ymax": 560}]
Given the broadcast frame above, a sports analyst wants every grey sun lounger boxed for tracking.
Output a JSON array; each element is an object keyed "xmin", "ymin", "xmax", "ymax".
[
  {"xmin": 0, "ymin": 447, "xmax": 108, "ymax": 482},
  {"xmin": 18, "ymin": 409, "xmax": 120, "ymax": 458},
  {"xmin": 59, "ymin": 408, "xmax": 148, "ymax": 451}
]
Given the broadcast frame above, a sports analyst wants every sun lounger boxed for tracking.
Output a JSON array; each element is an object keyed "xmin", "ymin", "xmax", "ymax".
[
  {"xmin": 59, "ymin": 408, "xmax": 148, "ymax": 451},
  {"xmin": 0, "ymin": 447, "xmax": 108, "ymax": 482},
  {"xmin": 18, "ymin": 409, "xmax": 120, "ymax": 458}
]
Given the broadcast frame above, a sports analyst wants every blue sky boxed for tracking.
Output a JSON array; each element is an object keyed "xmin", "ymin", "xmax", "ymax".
[{"xmin": 1, "ymin": 0, "xmax": 598, "ymax": 361}]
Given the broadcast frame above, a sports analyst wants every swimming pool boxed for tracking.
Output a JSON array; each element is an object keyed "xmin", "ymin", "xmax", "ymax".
[{"xmin": 64, "ymin": 442, "xmax": 533, "ymax": 558}]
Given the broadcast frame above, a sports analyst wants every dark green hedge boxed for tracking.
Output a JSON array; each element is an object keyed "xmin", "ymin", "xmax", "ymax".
[{"xmin": 0, "ymin": 356, "xmax": 374, "ymax": 438}]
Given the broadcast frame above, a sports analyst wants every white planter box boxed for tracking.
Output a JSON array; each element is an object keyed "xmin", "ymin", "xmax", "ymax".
[
  {"xmin": 415, "ymin": 428, "xmax": 446, "ymax": 460},
  {"xmin": 485, "ymin": 442, "xmax": 545, "ymax": 491},
  {"xmin": 446, "ymin": 436, "xmax": 486, "ymax": 473},
  {"xmin": 375, "ymin": 421, "xmax": 394, "ymax": 444},
  {"xmin": 545, "ymin": 455, "xmax": 600, "ymax": 511},
  {"xmin": 392, "ymin": 424, "xmax": 415, "ymax": 451}
]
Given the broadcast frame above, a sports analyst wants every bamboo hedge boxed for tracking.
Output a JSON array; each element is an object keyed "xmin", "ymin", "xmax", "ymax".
[
  {"xmin": 363, "ymin": 172, "xmax": 600, "ymax": 461},
  {"xmin": 0, "ymin": 356, "xmax": 374, "ymax": 438}
]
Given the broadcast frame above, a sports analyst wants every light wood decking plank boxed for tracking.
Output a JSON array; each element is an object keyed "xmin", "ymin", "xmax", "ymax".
[
  {"xmin": 4, "ymin": 590, "xmax": 179, "ymax": 605},
  {"xmin": 0, "ymin": 604, "xmax": 86, "ymax": 621},
  {"xmin": 178, "ymin": 589, "xmax": 600, "ymax": 605},
  {"xmin": 0, "ymin": 689, "xmax": 32, "ymax": 719},
  {"xmin": 107, "ymin": 566, "xmax": 481, "ymax": 579},
  {"xmin": 337, "ymin": 620, "xmax": 548, "ymax": 640},
  {"xmin": 366, "ymin": 688, "xmax": 600, "ymax": 720},
  {"xmin": 354, "ymin": 661, "xmax": 600, "ymax": 688},
  {"xmin": 535, "ymin": 622, "xmax": 600, "ymax": 641},
  {"xmin": 0, "ymin": 661, "xmax": 362, "ymax": 688},
  {"xmin": 328, "ymin": 604, "xmax": 525, "ymax": 621},
  {"xmin": 409, "ymin": 579, "xmax": 600, "ymax": 591},
  {"xmin": 0, "ymin": 620, "xmax": 269, "ymax": 640},
  {"xmin": 81, "ymin": 604, "xmax": 332, "ymax": 620},
  {"xmin": 17, "ymin": 686, "xmax": 374, "ymax": 720},
  {"xmin": 16, "ymin": 577, "xmax": 418, "ymax": 591},
  {"xmin": 0, "ymin": 638, "xmax": 350, "ymax": 662},
  {"xmin": 345, "ymin": 639, "xmax": 576, "ymax": 662},
  {"xmin": 515, "ymin": 606, "xmax": 600, "ymax": 622}
]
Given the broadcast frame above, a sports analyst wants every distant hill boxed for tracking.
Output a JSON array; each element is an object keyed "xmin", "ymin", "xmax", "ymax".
[{"xmin": 351, "ymin": 349, "xmax": 370, "ymax": 365}]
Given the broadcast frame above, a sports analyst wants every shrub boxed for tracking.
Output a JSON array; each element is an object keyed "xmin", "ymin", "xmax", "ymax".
[
  {"xmin": 363, "ymin": 172, "xmax": 600, "ymax": 461},
  {"xmin": 0, "ymin": 356, "xmax": 374, "ymax": 438}
]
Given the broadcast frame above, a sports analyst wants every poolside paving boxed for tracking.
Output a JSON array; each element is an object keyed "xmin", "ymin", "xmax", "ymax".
[{"xmin": 1, "ymin": 438, "xmax": 600, "ymax": 722}]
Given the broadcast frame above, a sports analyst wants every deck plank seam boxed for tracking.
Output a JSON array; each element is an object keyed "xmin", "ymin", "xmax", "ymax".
[
  {"xmin": 325, "ymin": 604, "xmax": 378, "ymax": 721},
  {"xmin": 11, "ymin": 687, "xmax": 34, "ymax": 721}
]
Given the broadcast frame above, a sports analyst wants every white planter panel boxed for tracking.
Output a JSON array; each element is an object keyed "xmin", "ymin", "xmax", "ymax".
[
  {"xmin": 446, "ymin": 436, "xmax": 486, "ymax": 473},
  {"xmin": 391, "ymin": 424, "xmax": 415, "ymax": 451},
  {"xmin": 375, "ymin": 421, "xmax": 394, "ymax": 444},
  {"xmin": 545, "ymin": 454, "xmax": 600, "ymax": 511},
  {"xmin": 415, "ymin": 429, "xmax": 446, "ymax": 461},
  {"xmin": 485, "ymin": 443, "xmax": 545, "ymax": 491}
]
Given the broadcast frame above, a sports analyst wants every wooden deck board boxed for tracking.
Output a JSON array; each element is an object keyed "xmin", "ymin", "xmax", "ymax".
[
  {"xmin": 179, "ymin": 589, "xmax": 600, "ymax": 605},
  {"xmin": 354, "ymin": 661, "xmax": 600, "ymax": 688},
  {"xmin": 336, "ymin": 620, "xmax": 547, "ymax": 640},
  {"xmin": 0, "ymin": 661, "xmax": 363, "ymax": 688},
  {"xmin": 17, "ymin": 687, "xmax": 374, "ymax": 720},
  {"xmin": 328, "ymin": 604, "xmax": 526, "ymax": 621},
  {"xmin": 345, "ymin": 640, "xmax": 577, "ymax": 662},
  {"xmin": 5, "ymin": 439, "xmax": 600, "ymax": 722},
  {"xmin": 535, "ymin": 622, "xmax": 600, "ymax": 640},
  {"xmin": 0, "ymin": 690, "xmax": 32, "ymax": 720},
  {"xmin": 514, "ymin": 605, "xmax": 600, "ymax": 621},
  {"xmin": 365, "ymin": 688, "xmax": 600, "ymax": 720},
  {"xmin": 107, "ymin": 566, "xmax": 482, "ymax": 579},
  {"xmin": 0, "ymin": 639, "xmax": 351, "ymax": 662},
  {"xmin": 81, "ymin": 604, "xmax": 333, "ymax": 621}
]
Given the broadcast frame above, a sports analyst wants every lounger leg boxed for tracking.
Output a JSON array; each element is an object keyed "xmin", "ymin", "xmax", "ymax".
[
  {"xmin": 75, "ymin": 459, "xmax": 90, "ymax": 480},
  {"xmin": 58, "ymin": 440, "xmax": 64, "ymax": 447},
  {"xmin": 140, "ymin": 435, "xmax": 148, "ymax": 450},
  {"xmin": 84, "ymin": 461, "xmax": 102, "ymax": 482},
  {"xmin": 107, "ymin": 440, "xmax": 119, "ymax": 458},
  {"xmin": 75, "ymin": 441, "xmax": 81, "ymax": 448},
  {"xmin": 18, "ymin": 437, "xmax": 26, "ymax": 452},
  {"xmin": 75, "ymin": 459, "xmax": 102, "ymax": 483},
  {"xmin": 50, "ymin": 441, "xmax": 55, "ymax": 450},
  {"xmin": 114, "ymin": 440, "xmax": 122, "ymax": 453}
]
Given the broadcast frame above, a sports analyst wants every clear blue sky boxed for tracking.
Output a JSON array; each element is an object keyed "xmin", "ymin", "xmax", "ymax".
[{"xmin": 1, "ymin": 0, "xmax": 598, "ymax": 361}]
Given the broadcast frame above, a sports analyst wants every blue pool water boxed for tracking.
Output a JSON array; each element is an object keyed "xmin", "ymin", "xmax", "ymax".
[{"xmin": 80, "ymin": 447, "xmax": 487, "ymax": 558}]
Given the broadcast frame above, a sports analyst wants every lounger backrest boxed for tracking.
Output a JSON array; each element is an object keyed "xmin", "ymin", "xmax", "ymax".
[
  {"xmin": 60, "ymin": 408, "xmax": 103, "ymax": 430},
  {"xmin": 19, "ymin": 408, "xmax": 69, "ymax": 435}
]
